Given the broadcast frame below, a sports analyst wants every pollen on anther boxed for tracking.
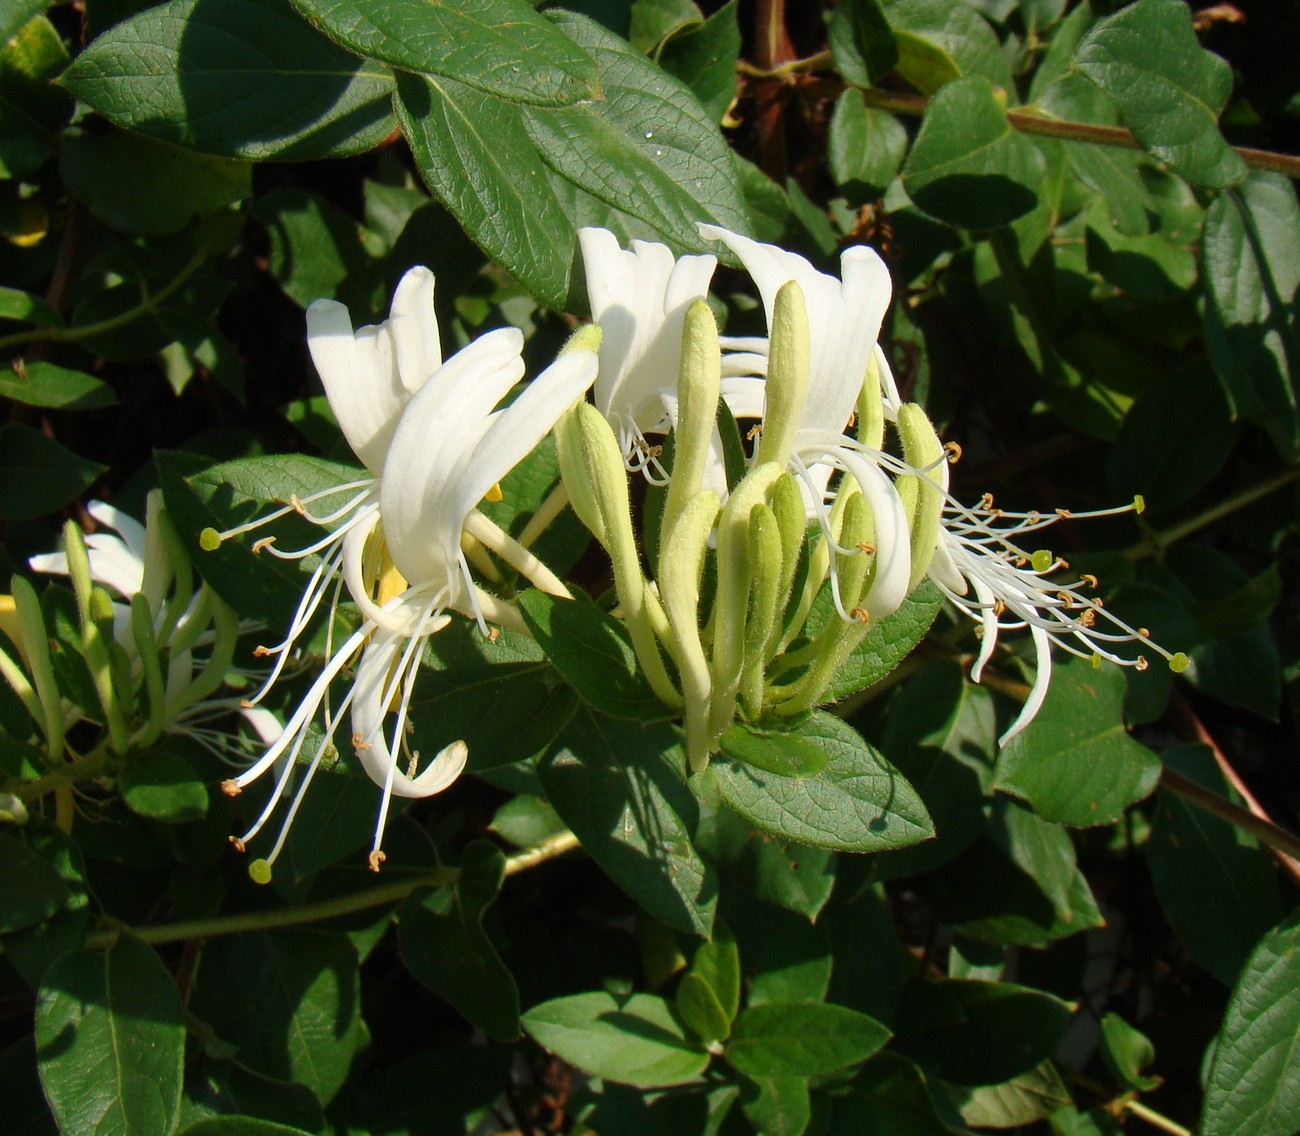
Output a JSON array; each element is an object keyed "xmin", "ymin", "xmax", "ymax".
[
  {"xmin": 850, "ymin": 607, "xmax": 870, "ymax": 624},
  {"xmin": 251, "ymin": 537, "xmax": 276, "ymax": 554},
  {"xmin": 1135, "ymin": 655, "xmax": 1150, "ymax": 671},
  {"xmin": 1081, "ymin": 573, "xmax": 1099, "ymax": 589},
  {"xmin": 944, "ymin": 441, "xmax": 962, "ymax": 463},
  {"xmin": 980, "ymin": 492, "xmax": 995, "ymax": 511},
  {"xmin": 1055, "ymin": 508, "xmax": 1073, "ymax": 518},
  {"xmin": 352, "ymin": 733, "xmax": 372, "ymax": 751},
  {"xmin": 746, "ymin": 423, "xmax": 763, "ymax": 443},
  {"xmin": 239, "ymin": 698, "xmax": 254, "ymax": 709},
  {"xmin": 252, "ymin": 646, "xmax": 271, "ymax": 658},
  {"xmin": 228, "ymin": 835, "xmax": 246, "ymax": 852},
  {"xmin": 1139, "ymin": 627, "xmax": 1150, "ymax": 638},
  {"xmin": 221, "ymin": 779, "xmax": 242, "ymax": 797},
  {"xmin": 290, "ymin": 495, "xmax": 305, "ymax": 514},
  {"xmin": 858, "ymin": 541, "xmax": 876, "ymax": 555},
  {"xmin": 486, "ymin": 626, "xmax": 500, "ymax": 643},
  {"xmin": 368, "ymin": 850, "xmax": 387, "ymax": 873}
]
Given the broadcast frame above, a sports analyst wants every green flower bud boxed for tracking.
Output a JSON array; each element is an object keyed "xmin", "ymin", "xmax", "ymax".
[
  {"xmin": 662, "ymin": 300, "xmax": 721, "ymax": 547},
  {"xmin": 756, "ymin": 281, "xmax": 810, "ymax": 470},
  {"xmin": 740, "ymin": 503, "xmax": 784, "ymax": 719},
  {"xmin": 856, "ymin": 351, "xmax": 887, "ymax": 452},
  {"xmin": 11, "ymin": 574, "xmax": 64, "ymax": 761},
  {"xmin": 561, "ymin": 322, "xmax": 604, "ymax": 358},
  {"xmin": 895, "ymin": 403, "xmax": 946, "ymax": 591},
  {"xmin": 660, "ymin": 490, "xmax": 720, "ymax": 772}
]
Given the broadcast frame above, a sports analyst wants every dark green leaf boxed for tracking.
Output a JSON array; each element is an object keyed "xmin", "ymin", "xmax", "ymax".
[
  {"xmin": 829, "ymin": 91, "xmax": 908, "ymax": 202},
  {"xmin": 180, "ymin": 1054, "xmax": 326, "ymax": 1134},
  {"xmin": 749, "ymin": 917, "xmax": 832, "ymax": 1007},
  {"xmin": 63, "ymin": 0, "xmax": 396, "ymax": 160},
  {"xmin": 193, "ymin": 930, "xmax": 364, "ymax": 1104},
  {"xmin": 710, "ymin": 711, "xmax": 932, "ymax": 852},
  {"xmin": 0, "ymin": 362, "xmax": 115, "ymax": 410},
  {"xmin": 287, "ymin": 0, "xmax": 597, "ymax": 104},
  {"xmin": 657, "ymin": 0, "xmax": 740, "ymax": 124},
  {"xmin": 1202, "ymin": 911, "xmax": 1300, "ymax": 1136},
  {"xmin": 1070, "ymin": 0, "xmax": 1245, "ymax": 189},
  {"xmin": 897, "ymin": 978, "xmax": 1073, "ymax": 1085},
  {"xmin": 945, "ymin": 1062, "xmax": 1072, "ymax": 1128},
  {"xmin": 60, "ymin": 131, "xmax": 251, "ymax": 237},
  {"xmin": 396, "ymin": 71, "xmax": 574, "ymax": 310},
  {"xmin": 517, "ymin": 590, "xmax": 666, "ymax": 720},
  {"xmin": 0, "ymin": 425, "xmax": 106, "ymax": 520},
  {"xmin": 738, "ymin": 1074, "xmax": 810, "ymax": 1136},
  {"xmin": 119, "ymin": 747, "xmax": 210, "ymax": 823},
  {"xmin": 828, "ymin": 1053, "xmax": 961, "ymax": 1135},
  {"xmin": 1098, "ymin": 1013, "xmax": 1160, "ymax": 1093},
  {"xmin": 36, "ymin": 936, "xmax": 185, "ymax": 1136},
  {"xmin": 719, "ymin": 722, "xmax": 828, "ymax": 778},
  {"xmin": 411, "ymin": 619, "xmax": 578, "ymax": 773},
  {"xmin": 691, "ymin": 918, "xmax": 740, "ymax": 1021},
  {"xmin": 884, "ymin": 0, "xmax": 1013, "ymax": 95},
  {"xmin": 828, "ymin": 0, "xmax": 898, "ymax": 88},
  {"xmin": 522, "ymin": 991, "xmax": 710, "ymax": 1087},
  {"xmin": 0, "ymin": 0, "xmax": 51, "ymax": 42},
  {"xmin": 1148, "ymin": 745, "xmax": 1284, "ymax": 985},
  {"xmin": 0, "ymin": 833, "xmax": 71, "ymax": 933},
  {"xmin": 0, "ymin": 14, "xmax": 70, "ymax": 178},
  {"xmin": 400, "ymin": 841, "xmax": 520, "ymax": 1041},
  {"xmin": 490, "ymin": 793, "xmax": 567, "ymax": 848},
  {"xmin": 179, "ymin": 1121, "xmax": 317, "ymax": 1136},
  {"xmin": 539, "ymin": 708, "xmax": 717, "ymax": 935},
  {"xmin": 676, "ymin": 973, "xmax": 731, "ymax": 1045},
  {"xmin": 0, "ymin": 286, "xmax": 62, "ymax": 328},
  {"xmin": 995, "ymin": 658, "xmax": 1161, "ymax": 827},
  {"xmin": 727, "ymin": 1002, "xmax": 890, "ymax": 1078},
  {"xmin": 1202, "ymin": 173, "xmax": 1300, "ymax": 459},
  {"xmin": 901, "ymin": 75, "xmax": 1045, "ymax": 229}
]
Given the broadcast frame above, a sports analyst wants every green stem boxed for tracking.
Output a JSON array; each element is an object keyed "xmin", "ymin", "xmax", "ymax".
[
  {"xmin": 0, "ymin": 248, "xmax": 208, "ymax": 353},
  {"xmin": 1124, "ymin": 465, "xmax": 1300, "ymax": 559},
  {"xmin": 855, "ymin": 86, "xmax": 1300, "ymax": 179},
  {"xmin": 14, "ymin": 745, "xmax": 114, "ymax": 802},
  {"xmin": 1068, "ymin": 1070, "xmax": 1193, "ymax": 1136},
  {"xmin": 63, "ymin": 830, "xmax": 581, "ymax": 951}
]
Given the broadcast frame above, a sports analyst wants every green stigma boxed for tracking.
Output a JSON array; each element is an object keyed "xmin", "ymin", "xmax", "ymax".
[
  {"xmin": 1133, "ymin": 494, "xmax": 1146, "ymax": 515},
  {"xmin": 1030, "ymin": 549, "xmax": 1054, "ymax": 573},
  {"xmin": 199, "ymin": 527, "xmax": 221, "ymax": 552},
  {"xmin": 1091, "ymin": 653, "xmax": 1102, "ymax": 669},
  {"xmin": 248, "ymin": 858, "xmax": 273, "ymax": 885},
  {"xmin": 1169, "ymin": 651, "xmax": 1190, "ymax": 674}
]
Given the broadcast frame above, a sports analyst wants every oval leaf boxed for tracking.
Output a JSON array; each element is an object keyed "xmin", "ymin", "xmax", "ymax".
[{"xmin": 727, "ymin": 1001, "xmax": 890, "ymax": 1078}]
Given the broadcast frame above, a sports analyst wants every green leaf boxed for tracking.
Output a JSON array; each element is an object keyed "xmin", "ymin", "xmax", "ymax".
[
  {"xmin": 1098, "ymin": 1013, "xmax": 1160, "ymax": 1093},
  {"xmin": 0, "ymin": 286, "xmax": 62, "ymax": 328},
  {"xmin": 36, "ymin": 936, "xmax": 185, "ymax": 1136},
  {"xmin": 738, "ymin": 1075, "xmax": 811, "ymax": 1136},
  {"xmin": 490, "ymin": 793, "xmax": 567, "ymax": 848},
  {"xmin": 1202, "ymin": 173, "xmax": 1300, "ymax": 459},
  {"xmin": 0, "ymin": 425, "xmax": 106, "ymax": 520},
  {"xmin": 1066, "ymin": 143, "xmax": 1149, "ymax": 237},
  {"xmin": 897, "ymin": 979, "xmax": 1074, "ymax": 1085},
  {"xmin": 63, "ymin": 0, "xmax": 396, "ymax": 160},
  {"xmin": 60, "ymin": 131, "xmax": 251, "ymax": 237},
  {"xmin": 829, "ymin": 1053, "xmax": 963, "ymax": 1135},
  {"xmin": 1, "ymin": 823, "xmax": 92, "ymax": 988},
  {"xmin": 676, "ymin": 973, "xmax": 731, "ymax": 1045},
  {"xmin": 884, "ymin": 0, "xmax": 1013, "ymax": 95},
  {"xmin": 901, "ymin": 75, "xmax": 1045, "ymax": 230},
  {"xmin": 538, "ymin": 708, "xmax": 717, "ymax": 936},
  {"xmin": 522, "ymin": 991, "xmax": 710, "ymax": 1087},
  {"xmin": 1070, "ymin": 0, "xmax": 1245, "ymax": 189},
  {"xmin": 709, "ymin": 711, "xmax": 932, "ymax": 852},
  {"xmin": 828, "ymin": 0, "xmax": 898, "ymax": 88},
  {"xmin": 829, "ymin": 91, "xmax": 908, "ymax": 202},
  {"xmin": 0, "ymin": 833, "xmax": 71, "ymax": 933},
  {"xmin": 749, "ymin": 917, "xmax": 832, "ymax": 1007},
  {"xmin": 1202, "ymin": 911, "xmax": 1300, "ymax": 1136},
  {"xmin": 656, "ymin": 0, "xmax": 740, "ymax": 124},
  {"xmin": 0, "ymin": 14, "xmax": 70, "ymax": 179},
  {"xmin": 399, "ymin": 841, "xmax": 520, "ymax": 1042},
  {"xmin": 995, "ymin": 658, "xmax": 1161, "ymax": 828},
  {"xmin": 179, "ymin": 1121, "xmax": 317, "ymax": 1136},
  {"xmin": 628, "ymin": 0, "xmax": 699, "ymax": 52},
  {"xmin": 1148, "ymin": 745, "xmax": 1284, "ymax": 985},
  {"xmin": 727, "ymin": 1002, "xmax": 890, "ymax": 1078},
  {"xmin": 287, "ymin": 0, "xmax": 597, "ymax": 105},
  {"xmin": 517, "ymin": 590, "xmax": 666, "ymax": 720},
  {"xmin": 119, "ymin": 747, "xmax": 210, "ymax": 823},
  {"xmin": 0, "ymin": 362, "xmax": 115, "ymax": 410},
  {"xmin": 691, "ymin": 918, "xmax": 740, "ymax": 1022},
  {"xmin": 0, "ymin": 0, "xmax": 51, "ymax": 42},
  {"xmin": 411, "ymin": 619, "xmax": 578, "ymax": 773},
  {"xmin": 396, "ymin": 71, "xmax": 574, "ymax": 310},
  {"xmin": 946, "ymin": 1061, "xmax": 1072, "ymax": 1129},
  {"xmin": 522, "ymin": 12, "xmax": 749, "ymax": 254},
  {"xmin": 874, "ymin": 659, "xmax": 996, "ymax": 880},
  {"xmin": 719, "ymin": 722, "xmax": 828, "ymax": 778},
  {"xmin": 193, "ymin": 930, "xmax": 364, "ymax": 1104}
]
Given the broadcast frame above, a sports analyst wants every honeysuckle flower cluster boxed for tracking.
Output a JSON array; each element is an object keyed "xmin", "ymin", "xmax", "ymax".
[
  {"xmin": 204, "ymin": 268, "xmax": 598, "ymax": 876},
  {"xmin": 568, "ymin": 224, "xmax": 1188, "ymax": 769},
  {"xmin": 0, "ymin": 494, "xmax": 273, "ymax": 829}
]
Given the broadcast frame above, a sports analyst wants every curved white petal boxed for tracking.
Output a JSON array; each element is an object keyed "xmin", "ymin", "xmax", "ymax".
[
  {"xmin": 87, "ymin": 501, "xmax": 147, "ymax": 561},
  {"xmin": 351, "ymin": 632, "xmax": 468, "ymax": 799},
  {"xmin": 579, "ymin": 227, "xmax": 716, "ymax": 429},
  {"xmin": 998, "ymin": 625, "xmax": 1053, "ymax": 744},
  {"xmin": 388, "ymin": 266, "xmax": 441, "ymax": 393}
]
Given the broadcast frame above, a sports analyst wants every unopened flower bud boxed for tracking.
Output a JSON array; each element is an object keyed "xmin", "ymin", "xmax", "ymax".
[
  {"xmin": 756, "ymin": 281, "xmax": 810, "ymax": 470},
  {"xmin": 894, "ymin": 403, "xmax": 946, "ymax": 590},
  {"xmin": 662, "ymin": 300, "xmax": 721, "ymax": 546}
]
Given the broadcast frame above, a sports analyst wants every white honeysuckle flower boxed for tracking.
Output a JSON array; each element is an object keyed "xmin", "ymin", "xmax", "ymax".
[
  {"xmin": 31, "ymin": 500, "xmax": 149, "ymax": 611},
  {"xmin": 219, "ymin": 281, "xmax": 599, "ymax": 874},
  {"xmin": 578, "ymin": 227, "xmax": 718, "ymax": 481}
]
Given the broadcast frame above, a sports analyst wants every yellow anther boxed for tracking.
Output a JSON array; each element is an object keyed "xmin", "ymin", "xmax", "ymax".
[
  {"xmin": 1058, "ymin": 592, "xmax": 1075, "ymax": 609},
  {"xmin": 746, "ymin": 423, "xmax": 763, "ymax": 443},
  {"xmin": 290, "ymin": 495, "xmax": 306, "ymax": 514},
  {"xmin": 251, "ymin": 536, "xmax": 276, "ymax": 554},
  {"xmin": 228, "ymin": 836, "xmax": 246, "ymax": 852},
  {"xmin": 1135, "ymin": 656, "xmax": 1149, "ymax": 671},
  {"xmin": 252, "ymin": 646, "xmax": 271, "ymax": 658},
  {"xmin": 483, "ymin": 482, "xmax": 504, "ymax": 504},
  {"xmin": 486, "ymin": 626, "xmax": 501, "ymax": 643},
  {"xmin": 850, "ymin": 607, "xmax": 870, "ymax": 624},
  {"xmin": 944, "ymin": 441, "xmax": 962, "ymax": 463},
  {"xmin": 1138, "ymin": 627, "xmax": 1150, "ymax": 638},
  {"xmin": 352, "ymin": 733, "xmax": 372, "ymax": 751},
  {"xmin": 1055, "ymin": 507, "xmax": 1073, "ymax": 518},
  {"xmin": 858, "ymin": 541, "xmax": 877, "ymax": 555},
  {"xmin": 1081, "ymin": 574, "xmax": 1099, "ymax": 589},
  {"xmin": 993, "ymin": 599, "xmax": 1007, "ymax": 617},
  {"xmin": 980, "ymin": 492, "xmax": 995, "ymax": 511},
  {"xmin": 221, "ymin": 780, "xmax": 241, "ymax": 797},
  {"xmin": 368, "ymin": 850, "xmax": 386, "ymax": 873}
]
